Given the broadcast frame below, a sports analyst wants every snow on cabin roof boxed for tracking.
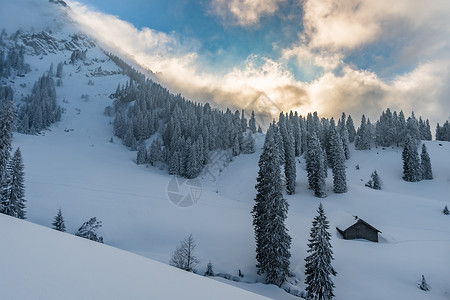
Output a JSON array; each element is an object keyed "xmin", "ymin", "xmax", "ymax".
[{"xmin": 334, "ymin": 211, "xmax": 381, "ymax": 233}]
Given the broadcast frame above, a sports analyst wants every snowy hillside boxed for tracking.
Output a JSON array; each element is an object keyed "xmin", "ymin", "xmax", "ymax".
[
  {"xmin": 0, "ymin": 213, "xmax": 271, "ymax": 300},
  {"xmin": 1, "ymin": 1, "xmax": 450, "ymax": 300}
]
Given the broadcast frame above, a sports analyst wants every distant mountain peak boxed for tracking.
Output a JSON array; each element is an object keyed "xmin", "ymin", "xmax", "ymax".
[{"xmin": 49, "ymin": 0, "xmax": 68, "ymax": 8}]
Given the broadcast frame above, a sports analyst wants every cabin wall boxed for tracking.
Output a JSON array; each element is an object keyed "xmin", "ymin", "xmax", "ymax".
[{"xmin": 344, "ymin": 222, "xmax": 378, "ymax": 242}]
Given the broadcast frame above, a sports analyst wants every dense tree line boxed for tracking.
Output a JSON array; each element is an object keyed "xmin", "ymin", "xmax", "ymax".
[
  {"xmin": 402, "ymin": 135, "xmax": 433, "ymax": 182},
  {"xmin": 108, "ymin": 54, "xmax": 255, "ymax": 179},
  {"xmin": 0, "ymin": 46, "xmax": 30, "ymax": 78},
  {"xmin": 17, "ymin": 68, "xmax": 62, "ymax": 134},
  {"xmin": 356, "ymin": 109, "xmax": 432, "ymax": 150},
  {"xmin": 0, "ymin": 94, "xmax": 26, "ymax": 219},
  {"xmin": 436, "ymin": 121, "xmax": 450, "ymax": 141}
]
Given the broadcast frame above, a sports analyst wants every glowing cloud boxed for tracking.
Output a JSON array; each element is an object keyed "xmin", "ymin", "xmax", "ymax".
[
  {"xmin": 208, "ymin": 0, "xmax": 286, "ymax": 27},
  {"xmin": 65, "ymin": 0, "xmax": 450, "ymax": 127}
]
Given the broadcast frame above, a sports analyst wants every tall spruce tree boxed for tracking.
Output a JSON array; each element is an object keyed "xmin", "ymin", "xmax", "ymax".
[
  {"xmin": 0, "ymin": 98, "xmax": 16, "ymax": 186},
  {"xmin": 346, "ymin": 115, "xmax": 356, "ymax": 143},
  {"xmin": 52, "ymin": 208, "xmax": 66, "ymax": 232},
  {"xmin": 136, "ymin": 141, "xmax": 148, "ymax": 165},
  {"xmin": 306, "ymin": 132, "xmax": 327, "ymax": 198},
  {"xmin": 420, "ymin": 144, "xmax": 433, "ymax": 180},
  {"xmin": 279, "ymin": 114, "xmax": 296, "ymax": 195},
  {"xmin": 402, "ymin": 135, "xmax": 421, "ymax": 182},
  {"xmin": 305, "ymin": 203, "xmax": 337, "ymax": 300},
  {"xmin": 329, "ymin": 128, "xmax": 347, "ymax": 193},
  {"xmin": 1, "ymin": 148, "xmax": 26, "ymax": 219},
  {"xmin": 251, "ymin": 126, "xmax": 291, "ymax": 286}
]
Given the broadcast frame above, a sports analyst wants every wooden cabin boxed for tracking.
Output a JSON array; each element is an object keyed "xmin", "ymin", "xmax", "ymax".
[{"xmin": 336, "ymin": 217, "xmax": 381, "ymax": 242}]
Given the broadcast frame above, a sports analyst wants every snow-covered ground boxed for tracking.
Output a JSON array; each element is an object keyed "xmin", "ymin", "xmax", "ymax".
[
  {"xmin": 1, "ymin": 2, "xmax": 450, "ymax": 299},
  {"xmin": 0, "ymin": 213, "xmax": 271, "ymax": 300}
]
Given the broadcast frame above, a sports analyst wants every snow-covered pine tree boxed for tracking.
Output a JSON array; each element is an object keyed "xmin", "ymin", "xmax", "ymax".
[
  {"xmin": 136, "ymin": 141, "xmax": 148, "ymax": 165},
  {"xmin": 75, "ymin": 217, "xmax": 103, "ymax": 243},
  {"xmin": 148, "ymin": 139, "xmax": 163, "ymax": 166},
  {"xmin": 338, "ymin": 113, "xmax": 350, "ymax": 159},
  {"xmin": 291, "ymin": 112, "xmax": 302, "ymax": 156},
  {"xmin": 305, "ymin": 203, "xmax": 337, "ymax": 300},
  {"xmin": 251, "ymin": 126, "xmax": 291, "ymax": 286},
  {"xmin": 346, "ymin": 115, "xmax": 356, "ymax": 143},
  {"xmin": 329, "ymin": 127, "xmax": 347, "ymax": 193},
  {"xmin": 52, "ymin": 208, "xmax": 66, "ymax": 232},
  {"xmin": 402, "ymin": 135, "xmax": 421, "ymax": 182},
  {"xmin": 355, "ymin": 115, "xmax": 372, "ymax": 150},
  {"xmin": 406, "ymin": 112, "xmax": 420, "ymax": 146},
  {"xmin": 418, "ymin": 275, "xmax": 430, "ymax": 291},
  {"xmin": 249, "ymin": 110, "xmax": 256, "ymax": 133},
  {"xmin": 306, "ymin": 132, "xmax": 327, "ymax": 198},
  {"xmin": 56, "ymin": 62, "xmax": 63, "ymax": 78},
  {"xmin": 242, "ymin": 132, "xmax": 255, "ymax": 154},
  {"xmin": 1, "ymin": 148, "xmax": 26, "ymax": 219},
  {"xmin": 205, "ymin": 261, "xmax": 214, "ymax": 276},
  {"xmin": 279, "ymin": 113, "xmax": 296, "ymax": 195},
  {"xmin": 370, "ymin": 170, "xmax": 381, "ymax": 190},
  {"xmin": 420, "ymin": 144, "xmax": 433, "ymax": 180},
  {"xmin": 169, "ymin": 234, "xmax": 199, "ymax": 272},
  {"xmin": 0, "ymin": 98, "xmax": 16, "ymax": 186}
]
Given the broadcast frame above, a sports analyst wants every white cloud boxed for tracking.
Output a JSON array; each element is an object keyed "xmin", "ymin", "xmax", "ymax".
[
  {"xmin": 65, "ymin": 0, "xmax": 450, "ymax": 128},
  {"xmin": 208, "ymin": 0, "xmax": 286, "ymax": 27}
]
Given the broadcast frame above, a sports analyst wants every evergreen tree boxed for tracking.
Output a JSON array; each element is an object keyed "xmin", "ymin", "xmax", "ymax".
[
  {"xmin": 75, "ymin": 217, "xmax": 103, "ymax": 243},
  {"xmin": 338, "ymin": 113, "xmax": 350, "ymax": 159},
  {"xmin": 346, "ymin": 115, "xmax": 356, "ymax": 143},
  {"xmin": 136, "ymin": 141, "xmax": 148, "ymax": 165},
  {"xmin": 418, "ymin": 275, "xmax": 430, "ymax": 291},
  {"xmin": 148, "ymin": 139, "xmax": 163, "ymax": 166},
  {"xmin": 249, "ymin": 111, "xmax": 257, "ymax": 133},
  {"xmin": 1, "ymin": 148, "xmax": 26, "ymax": 218},
  {"xmin": 242, "ymin": 132, "xmax": 255, "ymax": 154},
  {"xmin": 251, "ymin": 127, "xmax": 291, "ymax": 286},
  {"xmin": 402, "ymin": 135, "xmax": 421, "ymax": 182},
  {"xmin": 305, "ymin": 203, "xmax": 337, "ymax": 300},
  {"xmin": 443, "ymin": 205, "xmax": 449, "ymax": 215},
  {"xmin": 0, "ymin": 98, "xmax": 16, "ymax": 186},
  {"xmin": 420, "ymin": 144, "xmax": 433, "ymax": 180},
  {"xmin": 279, "ymin": 114, "xmax": 296, "ymax": 195},
  {"xmin": 306, "ymin": 132, "xmax": 327, "ymax": 198},
  {"xmin": 56, "ymin": 62, "xmax": 63, "ymax": 78},
  {"xmin": 329, "ymin": 128, "xmax": 347, "ymax": 193},
  {"xmin": 205, "ymin": 261, "xmax": 214, "ymax": 276},
  {"xmin": 365, "ymin": 170, "xmax": 382, "ymax": 190},
  {"xmin": 355, "ymin": 115, "xmax": 371, "ymax": 150},
  {"xmin": 52, "ymin": 208, "xmax": 66, "ymax": 232}
]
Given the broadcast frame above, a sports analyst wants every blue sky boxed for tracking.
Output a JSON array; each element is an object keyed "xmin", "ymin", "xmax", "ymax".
[
  {"xmin": 64, "ymin": 0, "xmax": 450, "ymax": 124},
  {"xmin": 78, "ymin": 0, "xmax": 307, "ymax": 77}
]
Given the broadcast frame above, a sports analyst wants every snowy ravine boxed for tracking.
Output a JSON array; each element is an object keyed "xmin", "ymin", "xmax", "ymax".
[{"xmin": 2, "ymin": 1, "xmax": 450, "ymax": 299}]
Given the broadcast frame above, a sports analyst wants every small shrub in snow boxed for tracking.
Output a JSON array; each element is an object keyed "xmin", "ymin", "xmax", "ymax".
[
  {"xmin": 52, "ymin": 208, "xmax": 66, "ymax": 232},
  {"xmin": 365, "ymin": 170, "xmax": 382, "ymax": 190},
  {"xmin": 443, "ymin": 205, "xmax": 449, "ymax": 215},
  {"xmin": 75, "ymin": 217, "xmax": 103, "ymax": 243},
  {"xmin": 418, "ymin": 275, "xmax": 430, "ymax": 291},
  {"xmin": 205, "ymin": 261, "xmax": 214, "ymax": 276}
]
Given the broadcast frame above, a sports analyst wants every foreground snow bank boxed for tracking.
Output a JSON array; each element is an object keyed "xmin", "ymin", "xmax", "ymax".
[{"xmin": 0, "ymin": 214, "xmax": 270, "ymax": 300}]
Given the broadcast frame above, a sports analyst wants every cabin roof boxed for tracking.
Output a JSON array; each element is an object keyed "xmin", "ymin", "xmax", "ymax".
[{"xmin": 335, "ymin": 213, "xmax": 381, "ymax": 233}]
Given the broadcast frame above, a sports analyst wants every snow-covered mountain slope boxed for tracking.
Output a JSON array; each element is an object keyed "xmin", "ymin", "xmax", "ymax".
[
  {"xmin": 1, "ymin": 1, "xmax": 450, "ymax": 299},
  {"xmin": 0, "ymin": 213, "xmax": 271, "ymax": 300}
]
